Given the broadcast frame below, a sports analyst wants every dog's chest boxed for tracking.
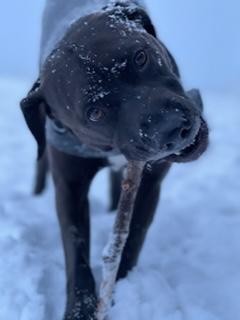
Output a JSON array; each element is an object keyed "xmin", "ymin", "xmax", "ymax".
[{"xmin": 108, "ymin": 155, "xmax": 127, "ymax": 171}]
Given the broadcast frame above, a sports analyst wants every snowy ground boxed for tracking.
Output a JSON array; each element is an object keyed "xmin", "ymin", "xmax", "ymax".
[{"xmin": 0, "ymin": 77, "xmax": 240, "ymax": 320}]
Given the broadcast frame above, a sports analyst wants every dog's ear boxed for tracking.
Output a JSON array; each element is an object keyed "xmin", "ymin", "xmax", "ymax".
[
  {"xmin": 125, "ymin": 5, "xmax": 157, "ymax": 37},
  {"xmin": 20, "ymin": 79, "xmax": 47, "ymax": 159},
  {"xmin": 109, "ymin": 2, "xmax": 157, "ymax": 37},
  {"xmin": 187, "ymin": 89, "xmax": 204, "ymax": 113},
  {"xmin": 126, "ymin": 7, "xmax": 157, "ymax": 37}
]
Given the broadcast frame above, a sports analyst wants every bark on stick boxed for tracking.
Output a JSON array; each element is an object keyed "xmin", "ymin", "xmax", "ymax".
[{"xmin": 97, "ymin": 161, "xmax": 145, "ymax": 320}]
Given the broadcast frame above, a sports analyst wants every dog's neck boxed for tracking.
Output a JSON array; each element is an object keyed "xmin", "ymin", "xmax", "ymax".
[{"xmin": 46, "ymin": 117, "xmax": 120, "ymax": 159}]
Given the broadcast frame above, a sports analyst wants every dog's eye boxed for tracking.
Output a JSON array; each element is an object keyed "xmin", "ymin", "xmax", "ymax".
[
  {"xmin": 134, "ymin": 50, "xmax": 148, "ymax": 68},
  {"xmin": 87, "ymin": 107, "xmax": 105, "ymax": 122}
]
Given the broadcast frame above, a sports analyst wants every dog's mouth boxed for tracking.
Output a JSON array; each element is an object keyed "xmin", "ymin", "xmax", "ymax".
[
  {"xmin": 118, "ymin": 118, "xmax": 209, "ymax": 163},
  {"xmin": 165, "ymin": 118, "xmax": 209, "ymax": 163}
]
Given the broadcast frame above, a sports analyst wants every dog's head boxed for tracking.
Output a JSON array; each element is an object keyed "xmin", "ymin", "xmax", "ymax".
[{"xmin": 21, "ymin": 2, "xmax": 208, "ymax": 162}]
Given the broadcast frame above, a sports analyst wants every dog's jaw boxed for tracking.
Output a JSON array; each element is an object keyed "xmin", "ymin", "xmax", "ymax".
[{"xmin": 165, "ymin": 118, "xmax": 209, "ymax": 163}]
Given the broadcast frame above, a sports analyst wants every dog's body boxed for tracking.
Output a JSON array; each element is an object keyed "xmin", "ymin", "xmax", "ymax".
[
  {"xmin": 21, "ymin": 1, "xmax": 208, "ymax": 319},
  {"xmin": 41, "ymin": 0, "xmax": 108, "ymax": 65}
]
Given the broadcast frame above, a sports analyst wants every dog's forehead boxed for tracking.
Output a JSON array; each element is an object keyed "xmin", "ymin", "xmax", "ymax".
[
  {"xmin": 63, "ymin": 9, "xmax": 151, "ymax": 52},
  {"xmin": 42, "ymin": 18, "xmax": 147, "ymax": 81}
]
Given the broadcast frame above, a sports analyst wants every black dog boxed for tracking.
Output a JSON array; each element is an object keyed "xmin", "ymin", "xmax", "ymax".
[{"xmin": 20, "ymin": 1, "xmax": 209, "ymax": 319}]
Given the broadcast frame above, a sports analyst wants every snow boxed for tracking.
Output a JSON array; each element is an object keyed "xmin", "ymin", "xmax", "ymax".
[{"xmin": 1, "ymin": 77, "xmax": 240, "ymax": 320}]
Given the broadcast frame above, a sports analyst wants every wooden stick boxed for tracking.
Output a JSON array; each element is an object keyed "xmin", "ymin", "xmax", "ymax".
[{"xmin": 97, "ymin": 161, "xmax": 145, "ymax": 320}]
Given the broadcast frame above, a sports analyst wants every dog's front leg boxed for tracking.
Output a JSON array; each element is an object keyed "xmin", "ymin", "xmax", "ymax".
[
  {"xmin": 117, "ymin": 162, "xmax": 171, "ymax": 280},
  {"xmin": 49, "ymin": 146, "xmax": 106, "ymax": 320}
]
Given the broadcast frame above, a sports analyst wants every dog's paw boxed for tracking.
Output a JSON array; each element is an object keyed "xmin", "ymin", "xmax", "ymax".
[{"xmin": 64, "ymin": 293, "xmax": 97, "ymax": 320}]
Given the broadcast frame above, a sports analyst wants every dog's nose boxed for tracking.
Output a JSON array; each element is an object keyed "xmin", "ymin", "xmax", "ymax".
[{"xmin": 139, "ymin": 110, "xmax": 194, "ymax": 152}]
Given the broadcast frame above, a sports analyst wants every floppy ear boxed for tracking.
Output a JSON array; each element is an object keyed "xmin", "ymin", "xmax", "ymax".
[
  {"xmin": 126, "ymin": 7, "xmax": 157, "ymax": 37},
  {"xmin": 20, "ymin": 79, "xmax": 46, "ymax": 159},
  {"xmin": 187, "ymin": 89, "xmax": 204, "ymax": 113},
  {"xmin": 107, "ymin": 2, "xmax": 157, "ymax": 36}
]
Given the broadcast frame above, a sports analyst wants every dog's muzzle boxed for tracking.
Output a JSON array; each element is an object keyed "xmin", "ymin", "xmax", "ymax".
[{"xmin": 118, "ymin": 105, "xmax": 204, "ymax": 162}]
